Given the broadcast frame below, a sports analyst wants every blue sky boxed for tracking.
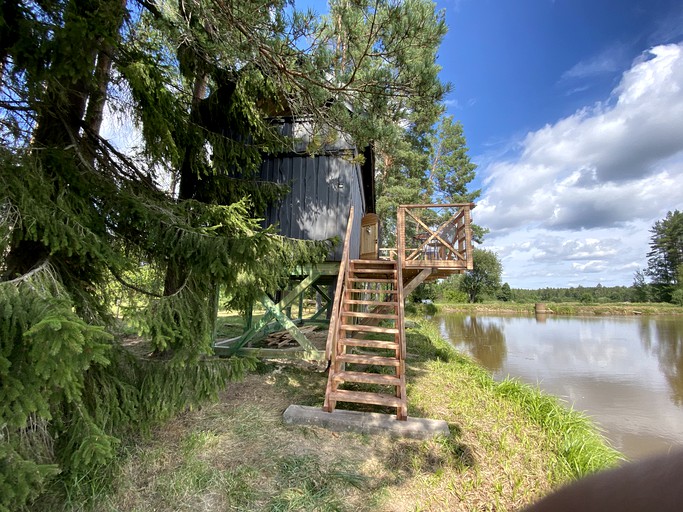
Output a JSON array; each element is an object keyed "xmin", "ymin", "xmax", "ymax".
[{"xmin": 435, "ymin": 0, "xmax": 683, "ymax": 288}]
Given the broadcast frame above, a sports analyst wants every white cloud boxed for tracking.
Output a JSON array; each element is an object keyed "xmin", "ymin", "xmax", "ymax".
[
  {"xmin": 561, "ymin": 45, "xmax": 626, "ymax": 81},
  {"xmin": 475, "ymin": 43, "xmax": 683, "ymax": 287}
]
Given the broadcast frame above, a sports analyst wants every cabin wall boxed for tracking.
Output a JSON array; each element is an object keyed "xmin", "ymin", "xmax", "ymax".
[{"xmin": 260, "ymin": 151, "xmax": 365, "ymax": 261}]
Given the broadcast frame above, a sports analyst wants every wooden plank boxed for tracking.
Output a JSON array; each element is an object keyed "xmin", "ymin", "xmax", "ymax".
[
  {"xmin": 339, "ymin": 338, "xmax": 399, "ymax": 349},
  {"xmin": 350, "ymin": 268, "xmax": 397, "ymax": 275},
  {"xmin": 228, "ymin": 309, "xmax": 275, "ymax": 353},
  {"xmin": 328, "ymin": 389, "xmax": 403, "ymax": 407},
  {"xmin": 333, "ymin": 371, "xmax": 401, "ymax": 386},
  {"xmin": 277, "ymin": 273, "xmax": 319, "ymax": 311},
  {"xmin": 312, "ymin": 283, "xmax": 332, "ymax": 303},
  {"xmin": 293, "ymin": 263, "xmax": 340, "ymax": 276},
  {"xmin": 342, "ymin": 324, "xmax": 399, "ymax": 334},
  {"xmin": 404, "ymin": 260, "xmax": 467, "ymax": 268},
  {"xmin": 348, "ymin": 288, "xmax": 398, "ymax": 294},
  {"xmin": 345, "ymin": 299, "xmax": 399, "ymax": 307},
  {"xmin": 464, "ymin": 205, "xmax": 474, "ymax": 270},
  {"xmin": 337, "ymin": 353, "xmax": 400, "ymax": 366},
  {"xmin": 229, "ymin": 347, "xmax": 325, "ymax": 361},
  {"xmin": 348, "ymin": 277, "xmax": 395, "ymax": 284},
  {"xmin": 352, "ymin": 259, "xmax": 396, "ymax": 266},
  {"xmin": 398, "ymin": 372, "xmax": 407, "ymax": 420},
  {"xmin": 405, "ymin": 209, "xmax": 464, "ymax": 261},
  {"xmin": 341, "ymin": 311, "xmax": 397, "ymax": 320}
]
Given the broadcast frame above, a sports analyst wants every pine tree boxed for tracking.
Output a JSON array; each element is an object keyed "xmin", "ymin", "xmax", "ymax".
[{"xmin": 645, "ymin": 210, "xmax": 683, "ymax": 302}]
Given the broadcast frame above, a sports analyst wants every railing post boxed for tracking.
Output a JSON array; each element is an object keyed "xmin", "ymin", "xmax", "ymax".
[
  {"xmin": 397, "ymin": 207, "xmax": 405, "ymax": 269},
  {"xmin": 464, "ymin": 204, "xmax": 474, "ymax": 270}
]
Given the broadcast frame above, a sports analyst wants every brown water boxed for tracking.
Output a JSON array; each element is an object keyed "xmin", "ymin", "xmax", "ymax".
[{"xmin": 435, "ymin": 313, "xmax": 683, "ymax": 460}]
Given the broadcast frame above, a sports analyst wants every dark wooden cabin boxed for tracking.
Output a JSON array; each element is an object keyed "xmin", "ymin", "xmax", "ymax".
[{"xmin": 258, "ymin": 118, "xmax": 375, "ymax": 261}]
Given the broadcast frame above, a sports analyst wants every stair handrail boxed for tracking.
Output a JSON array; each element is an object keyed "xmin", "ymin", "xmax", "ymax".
[
  {"xmin": 396, "ymin": 206, "xmax": 408, "ymax": 420},
  {"xmin": 324, "ymin": 206, "xmax": 354, "ymax": 363},
  {"xmin": 397, "ymin": 207, "xmax": 406, "ymax": 359}
]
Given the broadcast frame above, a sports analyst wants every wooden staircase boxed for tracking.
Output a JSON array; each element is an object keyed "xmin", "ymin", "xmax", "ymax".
[{"xmin": 323, "ymin": 259, "xmax": 407, "ymax": 420}]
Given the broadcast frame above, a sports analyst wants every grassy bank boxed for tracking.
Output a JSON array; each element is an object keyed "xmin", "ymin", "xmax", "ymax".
[
  {"xmin": 43, "ymin": 320, "xmax": 621, "ymax": 512},
  {"xmin": 437, "ymin": 301, "xmax": 683, "ymax": 316}
]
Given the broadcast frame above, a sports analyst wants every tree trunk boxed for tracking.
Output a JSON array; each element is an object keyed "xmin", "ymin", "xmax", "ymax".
[{"xmin": 3, "ymin": 0, "xmax": 126, "ymax": 282}]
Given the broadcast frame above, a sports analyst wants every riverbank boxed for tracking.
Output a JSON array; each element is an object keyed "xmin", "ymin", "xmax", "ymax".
[
  {"xmin": 40, "ymin": 320, "xmax": 621, "ymax": 511},
  {"xmin": 437, "ymin": 301, "xmax": 683, "ymax": 316}
]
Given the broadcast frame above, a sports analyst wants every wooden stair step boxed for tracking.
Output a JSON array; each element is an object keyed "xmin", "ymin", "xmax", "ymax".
[
  {"xmin": 348, "ymin": 277, "xmax": 396, "ymax": 284},
  {"xmin": 332, "ymin": 371, "xmax": 401, "ymax": 386},
  {"xmin": 328, "ymin": 389, "xmax": 403, "ymax": 407},
  {"xmin": 342, "ymin": 324, "xmax": 399, "ymax": 334},
  {"xmin": 336, "ymin": 353, "xmax": 400, "ymax": 367},
  {"xmin": 352, "ymin": 259, "xmax": 396, "ymax": 266},
  {"xmin": 348, "ymin": 288, "xmax": 398, "ymax": 294},
  {"xmin": 341, "ymin": 311, "xmax": 398, "ymax": 320},
  {"xmin": 339, "ymin": 338, "xmax": 399, "ymax": 349},
  {"xmin": 345, "ymin": 299, "xmax": 398, "ymax": 307},
  {"xmin": 350, "ymin": 268, "xmax": 397, "ymax": 276}
]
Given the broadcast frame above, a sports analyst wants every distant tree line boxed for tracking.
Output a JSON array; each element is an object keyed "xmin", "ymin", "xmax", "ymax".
[
  {"xmin": 423, "ymin": 279, "xmax": 636, "ymax": 304},
  {"xmin": 497, "ymin": 284, "xmax": 635, "ymax": 304}
]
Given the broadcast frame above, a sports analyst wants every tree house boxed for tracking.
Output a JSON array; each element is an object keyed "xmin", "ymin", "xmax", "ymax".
[{"xmin": 213, "ymin": 119, "xmax": 474, "ymax": 420}]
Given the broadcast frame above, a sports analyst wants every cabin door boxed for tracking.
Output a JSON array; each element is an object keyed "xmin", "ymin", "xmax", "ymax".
[{"xmin": 360, "ymin": 213, "xmax": 379, "ymax": 259}]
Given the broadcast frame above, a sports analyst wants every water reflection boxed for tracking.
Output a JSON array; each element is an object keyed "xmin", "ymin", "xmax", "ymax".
[
  {"xmin": 639, "ymin": 317, "xmax": 683, "ymax": 405},
  {"xmin": 436, "ymin": 313, "xmax": 683, "ymax": 460},
  {"xmin": 440, "ymin": 315, "xmax": 506, "ymax": 371}
]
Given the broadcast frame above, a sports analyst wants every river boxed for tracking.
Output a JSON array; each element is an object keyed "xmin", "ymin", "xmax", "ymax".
[{"xmin": 435, "ymin": 312, "xmax": 683, "ymax": 460}]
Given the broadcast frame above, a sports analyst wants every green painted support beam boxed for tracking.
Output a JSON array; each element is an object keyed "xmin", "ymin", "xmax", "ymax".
[
  {"xmin": 213, "ymin": 263, "xmax": 340, "ymax": 358},
  {"xmin": 260, "ymin": 295, "xmax": 317, "ymax": 352},
  {"xmin": 312, "ymin": 283, "xmax": 332, "ymax": 303}
]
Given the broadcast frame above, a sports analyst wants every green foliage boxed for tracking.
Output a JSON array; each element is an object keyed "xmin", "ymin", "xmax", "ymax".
[
  {"xmin": 0, "ymin": 267, "xmax": 255, "ymax": 510},
  {"xmin": 497, "ymin": 282, "xmax": 512, "ymax": 302},
  {"xmin": 645, "ymin": 210, "xmax": 683, "ymax": 302},
  {"xmin": 1, "ymin": 0, "xmax": 449, "ymax": 507},
  {"xmin": 433, "ymin": 274, "xmax": 468, "ymax": 303},
  {"xmin": 428, "ymin": 116, "xmax": 480, "ymax": 204},
  {"xmin": 376, "ymin": 112, "xmax": 482, "ymax": 247},
  {"xmin": 459, "ymin": 248, "xmax": 503, "ymax": 303},
  {"xmin": 631, "ymin": 270, "xmax": 652, "ymax": 302},
  {"xmin": 409, "ymin": 283, "xmax": 437, "ymax": 304}
]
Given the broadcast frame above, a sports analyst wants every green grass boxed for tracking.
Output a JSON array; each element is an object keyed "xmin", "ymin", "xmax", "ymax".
[
  {"xmin": 410, "ymin": 320, "xmax": 623, "ymax": 482},
  {"xmin": 36, "ymin": 316, "xmax": 623, "ymax": 512}
]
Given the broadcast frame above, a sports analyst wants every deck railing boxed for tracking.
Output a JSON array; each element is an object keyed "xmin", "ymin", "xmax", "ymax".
[{"xmin": 393, "ymin": 203, "xmax": 474, "ymax": 270}]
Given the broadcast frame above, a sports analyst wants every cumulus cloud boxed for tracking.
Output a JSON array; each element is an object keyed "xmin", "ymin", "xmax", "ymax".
[
  {"xmin": 474, "ymin": 43, "xmax": 683, "ymax": 286},
  {"xmin": 478, "ymin": 43, "xmax": 683, "ymax": 233}
]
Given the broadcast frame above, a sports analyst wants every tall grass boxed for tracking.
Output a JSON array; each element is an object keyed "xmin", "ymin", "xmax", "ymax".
[{"xmin": 410, "ymin": 319, "xmax": 623, "ymax": 481}]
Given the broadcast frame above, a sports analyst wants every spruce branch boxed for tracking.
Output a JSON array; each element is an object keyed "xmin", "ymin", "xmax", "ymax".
[{"xmin": 109, "ymin": 267, "xmax": 191, "ymax": 298}]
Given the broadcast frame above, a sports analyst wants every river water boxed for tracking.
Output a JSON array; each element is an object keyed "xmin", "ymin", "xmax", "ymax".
[{"xmin": 435, "ymin": 312, "xmax": 683, "ymax": 460}]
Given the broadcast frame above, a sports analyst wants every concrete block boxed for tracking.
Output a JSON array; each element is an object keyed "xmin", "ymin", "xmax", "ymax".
[{"xmin": 282, "ymin": 405, "xmax": 450, "ymax": 439}]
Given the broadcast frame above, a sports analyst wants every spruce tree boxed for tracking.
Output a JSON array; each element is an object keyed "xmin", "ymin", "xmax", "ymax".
[{"xmin": 1, "ymin": 0, "xmax": 448, "ymax": 507}]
